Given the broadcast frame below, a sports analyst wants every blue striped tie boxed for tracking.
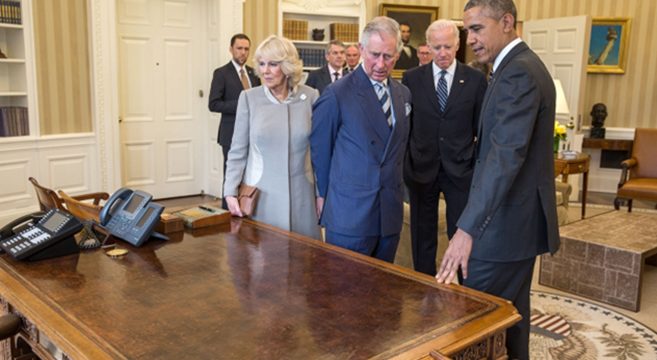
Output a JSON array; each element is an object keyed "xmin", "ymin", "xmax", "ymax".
[
  {"xmin": 375, "ymin": 83, "xmax": 392, "ymax": 127},
  {"xmin": 436, "ymin": 70, "xmax": 448, "ymax": 112}
]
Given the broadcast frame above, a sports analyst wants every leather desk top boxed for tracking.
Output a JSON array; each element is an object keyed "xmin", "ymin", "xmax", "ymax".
[{"xmin": 0, "ymin": 219, "xmax": 519, "ymax": 359}]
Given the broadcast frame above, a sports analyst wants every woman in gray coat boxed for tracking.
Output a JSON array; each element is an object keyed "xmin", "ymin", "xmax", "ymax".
[{"xmin": 224, "ymin": 35, "xmax": 321, "ymax": 239}]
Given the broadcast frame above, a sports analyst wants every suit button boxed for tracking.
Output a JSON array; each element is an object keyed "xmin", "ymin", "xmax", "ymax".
[
  {"xmin": 440, "ymin": 137, "xmax": 444, "ymax": 141},
  {"xmin": 371, "ymin": 141, "xmax": 375, "ymax": 145}
]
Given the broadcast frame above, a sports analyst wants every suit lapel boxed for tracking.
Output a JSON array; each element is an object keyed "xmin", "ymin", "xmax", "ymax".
[
  {"xmin": 226, "ymin": 61, "xmax": 243, "ymax": 88},
  {"xmin": 446, "ymin": 63, "xmax": 466, "ymax": 113},
  {"xmin": 383, "ymin": 78, "xmax": 406, "ymax": 161},
  {"xmin": 354, "ymin": 69, "xmax": 390, "ymax": 143},
  {"xmin": 422, "ymin": 64, "xmax": 440, "ymax": 114},
  {"xmin": 477, "ymin": 42, "xmax": 530, "ymax": 149},
  {"xmin": 245, "ymin": 65, "xmax": 259, "ymax": 86}
]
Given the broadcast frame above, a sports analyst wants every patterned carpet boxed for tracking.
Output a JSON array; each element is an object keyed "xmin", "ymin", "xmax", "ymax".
[{"xmin": 530, "ymin": 290, "xmax": 657, "ymax": 359}]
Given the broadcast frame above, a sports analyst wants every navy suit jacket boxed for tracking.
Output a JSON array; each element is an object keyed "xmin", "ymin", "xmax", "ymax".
[
  {"xmin": 402, "ymin": 62, "xmax": 487, "ymax": 192},
  {"xmin": 310, "ymin": 67, "xmax": 411, "ymax": 237},
  {"xmin": 457, "ymin": 42, "xmax": 560, "ymax": 261},
  {"xmin": 305, "ymin": 65, "xmax": 336, "ymax": 94},
  {"xmin": 208, "ymin": 62, "xmax": 260, "ymax": 146}
]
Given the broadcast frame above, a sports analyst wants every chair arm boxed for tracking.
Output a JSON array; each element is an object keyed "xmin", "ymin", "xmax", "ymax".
[
  {"xmin": 618, "ymin": 157, "xmax": 638, "ymax": 187},
  {"xmin": 72, "ymin": 192, "xmax": 110, "ymax": 205}
]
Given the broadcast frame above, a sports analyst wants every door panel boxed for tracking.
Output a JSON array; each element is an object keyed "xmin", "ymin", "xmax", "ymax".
[
  {"xmin": 524, "ymin": 16, "xmax": 591, "ymax": 130},
  {"xmin": 117, "ymin": 0, "xmax": 205, "ymax": 198},
  {"xmin": 525, "ymin": 16, "xmax": 591, "ymax": 200}
]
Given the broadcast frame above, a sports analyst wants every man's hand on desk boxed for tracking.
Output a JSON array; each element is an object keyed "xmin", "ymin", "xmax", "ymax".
[{"xmin": 435, "ymin": 228, "xmax": 473, "ymax": 284}]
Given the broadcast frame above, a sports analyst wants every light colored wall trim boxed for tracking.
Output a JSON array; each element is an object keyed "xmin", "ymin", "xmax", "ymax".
[{"xmin": 89, "ymin": 0, "xmax": 121, "ymax": 192}]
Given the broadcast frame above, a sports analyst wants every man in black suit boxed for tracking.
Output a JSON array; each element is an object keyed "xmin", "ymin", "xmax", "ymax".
[
  {"xmin": 402, "ymin": 20, "xmax": 486, "ymax": 277},
  {"xmin": 209, "ymin": 33, "xmax": 260, "ymax": 208},
  {"xmin": 306, "ymin": 40, "xmax": 346, "ymax": 94},
  {"xmin": 436, "ymin": 1, "xmax": 559, "ymax": 358},
  {"xmin": 394, "ymin": 22, "xmax": 419, "ymax": 70}
]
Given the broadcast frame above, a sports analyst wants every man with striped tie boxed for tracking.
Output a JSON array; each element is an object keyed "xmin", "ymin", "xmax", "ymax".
[
  {"xmin": 310, "ymin": 16, "xmax": 411, "ymax": 262},
  {"xmin": 401, "ymin": 20, "xmax": 487, "ymax": 276}
]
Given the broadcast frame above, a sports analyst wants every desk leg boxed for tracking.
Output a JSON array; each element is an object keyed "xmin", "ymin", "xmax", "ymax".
[{"xmin": 581, "ymin": 170, "xmax": 588, "ymax": 219}]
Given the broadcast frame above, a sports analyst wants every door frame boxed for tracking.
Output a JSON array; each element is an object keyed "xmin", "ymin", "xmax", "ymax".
[{"xmin": 87, "ymin": 0, "xmax": 243, "ymax": 195}]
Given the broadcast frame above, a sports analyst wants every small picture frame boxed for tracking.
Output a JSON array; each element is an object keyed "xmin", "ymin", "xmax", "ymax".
[{"xmin": 587, "ymin": 18, "xmax": 631, "ymax": 74}]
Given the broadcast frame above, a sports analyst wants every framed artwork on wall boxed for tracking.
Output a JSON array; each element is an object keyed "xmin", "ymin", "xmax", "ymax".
[
  {"xmin": 587, "ymin": 18, "xmax": 631, "ymax": 74},
  {"xmin": 379, "ymin": 4, "xmax": 439, "ymax": 78}
]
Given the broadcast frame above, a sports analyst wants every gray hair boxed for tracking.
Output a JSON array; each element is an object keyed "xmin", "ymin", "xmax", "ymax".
[
  {"xmin": 425, "ymin": 19, "xmax": 460, "ymax": 45},
  {"xmin": 464, "ymin": 0, "xmax": 517, "ymax": 28},
  {"xmin": 326, "ymin": 40, "xmax": 346, "ymax": 55},
  {"xmin": 360, "ymin": 16, "xmax": 403, "ymax": 54},
  {"xmin": 254, "ymin": 35, "xmax": 303, "ymax": 89}
]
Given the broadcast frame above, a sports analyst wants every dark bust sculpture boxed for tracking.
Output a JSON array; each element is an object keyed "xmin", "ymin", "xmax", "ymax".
[{"xmin": 590, "ymin": 103, "xmax": 607, "ymax": 139}]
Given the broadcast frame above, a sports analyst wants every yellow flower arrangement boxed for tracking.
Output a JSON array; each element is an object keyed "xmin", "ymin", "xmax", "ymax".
[{"xmin": 554, "ymin": 121, "xmax": 567, "ymax": 153}]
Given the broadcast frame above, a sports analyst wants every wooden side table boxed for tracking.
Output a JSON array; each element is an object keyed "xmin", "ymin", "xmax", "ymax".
[{"xmin": 554, "ymin": 152, "xmax": 591, "ymax": 219}]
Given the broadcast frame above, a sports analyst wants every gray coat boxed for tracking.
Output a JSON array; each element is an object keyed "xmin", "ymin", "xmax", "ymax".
[{"xmin": 224, "ymin": 84, "xmax": 321, "ymax": 239}]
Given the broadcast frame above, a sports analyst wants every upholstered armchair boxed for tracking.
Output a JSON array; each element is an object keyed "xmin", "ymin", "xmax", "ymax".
[{"xmin": 614, "ymin": 128, "xmax": 657, "ymax": 212}]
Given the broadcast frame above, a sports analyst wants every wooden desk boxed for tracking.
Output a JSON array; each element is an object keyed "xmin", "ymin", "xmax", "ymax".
[
  {"xmin": 554, "ymin": 153, "xmax": 591, "ymax": 219},
  {"xmin": 0, "ymin": 220, "xmax": 519, "ymax": 360}
]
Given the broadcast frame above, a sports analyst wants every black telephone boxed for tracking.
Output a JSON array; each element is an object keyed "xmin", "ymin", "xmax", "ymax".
[
  {"xmin": 99, "ymin": 188, "xmax": 164, "ymax": 247},
  {"xmin": 0, "ymin": 209, "xmax": 82, "ymax": 261}
]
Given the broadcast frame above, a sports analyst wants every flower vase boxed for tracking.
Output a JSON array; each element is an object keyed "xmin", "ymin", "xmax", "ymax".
[{"xmin": 553, "ymin": 137, "xmax": 560, "ymax": 154}]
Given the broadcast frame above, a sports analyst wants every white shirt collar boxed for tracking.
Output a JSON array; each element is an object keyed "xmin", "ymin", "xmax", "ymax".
[
  {"xmin": 432, "ymin": 59, "xmax": 457, "ymax": 78},
  {"xmin": 263, "ymin": 85, "xmax": 298, "ymax": 104},
  {"xmin": 369, "ymin": 78, "xmax": 388, "ymax": 88},
  {"xmin": 492, "ymin": 37, "xmax": 522, "ymax": 73},
  {"xmin": 231, "ymin": 59, "xmax": 245, "ymax": 73},
  {"xmin": 327, "ymin": 64, "xmax": 343, "ymax": 76}
]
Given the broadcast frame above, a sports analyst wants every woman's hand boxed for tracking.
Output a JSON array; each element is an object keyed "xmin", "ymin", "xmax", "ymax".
[{"xmin": 225, "ymin": 196, "xmax": 244, "ymax": 217}]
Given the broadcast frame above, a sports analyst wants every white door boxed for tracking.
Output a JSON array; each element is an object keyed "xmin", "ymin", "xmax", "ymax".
[
  {"xmin": 116, "ymin": 0, "xmax": 206, "ymax": 198},
  {"xmin": 524, "ymin": 16, "xmax": 590, "ymax": 200},
  {"xmin": 524, "ymin": 16, "xmax": 591, "ymax": 133}
]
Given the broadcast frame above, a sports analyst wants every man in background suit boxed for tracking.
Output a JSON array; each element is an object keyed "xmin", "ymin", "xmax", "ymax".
[
  {"xmin": 416, "ymin": 43, "xmax": 433, "ymax": 66},
  {"xmin": 306, "ymin": 40, "xmax": 346, "ymax": 94},
  {"xmin": 209, "ymin": 33, "xmax": 260, "ymax": 209},
  {"xmin": 394, "ymin": 22, "xmax": 419, "ymax": 70},
  {"xmin": 435, "ymin": 1, "xmax": 559, "ymax": 358},
  {"xmin": 345, "ymin": 44, "xmax": 361, "ymax": 72},
  {"xmin": 310, "ymin": 16, "xmax": 411, "ymax": 263},
  {"xmin": 402, "ymin": 20, "xmax": 486, "ymax": 276}
]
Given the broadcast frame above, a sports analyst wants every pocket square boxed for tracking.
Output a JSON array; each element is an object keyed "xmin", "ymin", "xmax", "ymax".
[{"xmin": 405, "ymin": 102, "xmax": 412, "ymax": 116}]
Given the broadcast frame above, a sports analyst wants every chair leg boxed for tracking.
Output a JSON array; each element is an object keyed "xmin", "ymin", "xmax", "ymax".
[
  {"xmin": 628, "ymin": 199, "xmax": 633, "ymax": 212},
  {"xmin": 614, "ymin": 197, "xmax": 622, "ymax": 210}
]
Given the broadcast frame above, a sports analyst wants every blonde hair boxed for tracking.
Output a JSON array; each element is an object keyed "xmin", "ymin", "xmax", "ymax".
[{"xmin": 254, "ymin": 35, "xmax": 303, "ymax": 89}]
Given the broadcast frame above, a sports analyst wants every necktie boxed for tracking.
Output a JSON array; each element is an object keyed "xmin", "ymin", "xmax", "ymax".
[
  {"xmin": 239, "ymin": 68, "xmax": 250, "ymax": 89},
  {"xmin": 436, "ymin": 70, "xmax": 448, "ymax": 112},
  {"xmin": 488, "ymin": 71, "xmax": 494, "ymax": 84},
  {"xmin": 375, "ymin": 83, "xmax": 392, "ymax": 128},
  {"xmin": 333, "ymin": 71, "xmax": 340, "ymax": 82}
]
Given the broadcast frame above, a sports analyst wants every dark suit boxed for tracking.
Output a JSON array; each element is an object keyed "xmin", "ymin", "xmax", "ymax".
[
  {"xmin": 208, "ymin": 61, "xmax": 260, "ymax": 206},
  {"xmin": 310, "ymin": 67, "xmax": 411, "ymax": 262},
  {"xmin": 394, "ymin": 45, "xmax": 418, "ymax": 69},
  {"xmin": 457, "ymin": 42, "xmax": 559, "ymax": 359},
  {"xmin": 306, "ymin": 65, "xmax": 342, "ymax": 94},
  {"xmin": 402, "ymin": 62, "xmax": 486, "ymax": 276}
]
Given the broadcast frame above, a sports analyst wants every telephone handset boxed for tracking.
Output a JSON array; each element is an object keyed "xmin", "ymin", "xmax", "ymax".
[
  {"xmin": 0, "ymin": 212, "xmax": 44, "ymax": 240},
  {"xmin": 99, "ymin": 188, "xmax": 164, "ymax": 247},
  {"xmin": 0, "ymin": 209, "xmax": 82, "ymax": 261}
]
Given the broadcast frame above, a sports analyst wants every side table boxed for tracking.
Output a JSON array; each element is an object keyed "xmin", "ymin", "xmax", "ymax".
[{"xmin": 554, "ymin": 152, "xmax": 590, "ymax": 219}]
